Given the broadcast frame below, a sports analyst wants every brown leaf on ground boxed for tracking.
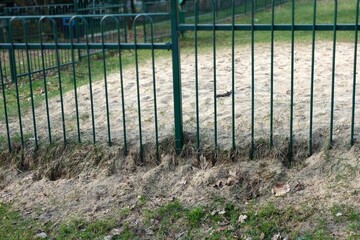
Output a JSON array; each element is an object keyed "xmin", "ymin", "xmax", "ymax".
[{"xmin": 271, "ymin": 182, "xmax": 290, "ymax": 197}]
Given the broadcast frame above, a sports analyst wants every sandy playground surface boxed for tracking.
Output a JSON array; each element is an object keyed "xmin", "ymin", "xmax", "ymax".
[{"xmin": 1, "ymin": 41, "xmax": 360, "ymax": 148}]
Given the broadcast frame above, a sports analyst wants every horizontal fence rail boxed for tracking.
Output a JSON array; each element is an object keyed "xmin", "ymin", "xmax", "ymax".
[{"xmin": 0, "ymin": 0, "xmax": 360, "ymax": 164}]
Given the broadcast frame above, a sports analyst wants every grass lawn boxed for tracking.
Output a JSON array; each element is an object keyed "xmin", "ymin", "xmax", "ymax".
[{"xmin": 1, "ymin": 199, "xmax": 359, "ymax": 239}]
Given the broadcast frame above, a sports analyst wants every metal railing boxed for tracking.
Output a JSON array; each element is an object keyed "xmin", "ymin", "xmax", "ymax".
[{"xmin": 1, "ymin": 0, "xmax": 359, "ymax": 164}]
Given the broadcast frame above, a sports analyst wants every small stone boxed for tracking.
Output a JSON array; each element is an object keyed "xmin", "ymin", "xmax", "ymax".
[
  {"xmin": 218, "ymin": 210, "xmax": 226, "ymax": 215},
  {"xmin": 34, "ymin": 232, "xmax": 47, "ymax": 239},
  {"xmin": 245, "ymin": 237, "xmax": 253, "ymax": 240},
  {"xmin": 238, "ymin": 214, "xmax": 248, "ymax": 223},
  {"xmin": 211, "ymin": 210, "xmax": 218, "ymax": 216},
  {"xmin": 110, "ymin": 228, "xmax": 121, "ymax": 235},
  {"xmin": 283, "ymin": 235, "xmax": 290, "ymax": 240},
  {"xmin": 271, "ymin": 233, "xmax": 281, "ymax": 240},
  {"xmin": 336, "ymin": 212, "xmax": 343, "ymax": 217},
  {"xmin": 103, "ymin": 235, "xmax": 113, "ymax": 240}
]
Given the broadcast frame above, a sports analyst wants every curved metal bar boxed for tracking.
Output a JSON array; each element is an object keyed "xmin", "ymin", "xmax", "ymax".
[
  {"xmin": 69, "ymin": 16, "xmax": 91, "ymax": 143},
  {"xmin": 99, "ymin": 15, "xmax": 119, "ymax": 146},
  {"xmin": 70, "ymin": 16, "xmax": 97, "ymax": 143},
  {"xmin": 22, "ymin": 18, "xmax": 38, "ymax": 149},
  {"xmin": 101, "ymin": 15, "xmax": 128, "ymax": 153},
  {"xmin": 39, "ymin": 16, "xmax": 67, "ymax": 144},
  {"xmin": 38, "ymin": 16, "xmax": 58, "ymax": 144},
  {"xmin": 9, "ymin": 17, "xmax": 24, "ymax": 148},
  {"xmin": 133, "ymin": 14, "xmax": 156, "ymax": 161}
]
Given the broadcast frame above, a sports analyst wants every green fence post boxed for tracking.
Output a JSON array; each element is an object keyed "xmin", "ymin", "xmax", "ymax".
[
  {"xmin": 74, "ymin": 0, "xmax": 79, "ymax": 14},
  {"xmin": 7, "ymin": 24, "xmax": 16, "ymax": 84},
  {"xmin": 170, "ymin": 0, "xmax": 183, "ymax": 153}
]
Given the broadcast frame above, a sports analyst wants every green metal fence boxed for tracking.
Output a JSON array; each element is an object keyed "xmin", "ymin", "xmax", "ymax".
[{"xmin": 1, "ymin": 0, "xmax": 360, "ymax": 163}]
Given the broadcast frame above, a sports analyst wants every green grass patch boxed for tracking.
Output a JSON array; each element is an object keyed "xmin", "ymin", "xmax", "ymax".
[
  {"xmin": 1, "ymin": 199, "xmax": 360, "ymax": 239},
  {"xmin": 0, "ymin": 203, "xmax": 137, "ymax": 239},
  {"xmin": 0, "ymin": 203, "xmax": 39, "ymax": 239}
]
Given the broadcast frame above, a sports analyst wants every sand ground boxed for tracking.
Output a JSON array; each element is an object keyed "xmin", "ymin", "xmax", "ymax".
[{"xmin": 1, "ymin": 41, "xmax": 360, "ymax": 149}]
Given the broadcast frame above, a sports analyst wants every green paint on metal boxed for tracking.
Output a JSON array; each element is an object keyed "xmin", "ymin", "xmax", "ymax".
[
  {"xmin": 171, "ymin": 0, "xmax": 183, "ymax": 153},
  {"xmin": 212, "ymin": 0, "xmax": 218, "ymax": 159},
  {"xmin": 270, "ymin": 0, "xmax": 275, "ymax": 148},
  {"xmin": 288, "ymin": 0, "xmax": 295, "ymax": 164},
  {"xmin": 329, "ymin": 0, "xmax": 338, "ymax": 147},
  {"xmin": 134, "ymin": 15, "xmax": 144, "ymax": 161},
  {"xmin": 231, "ymin": 0, "xmax": 236, "ymax": 156},
  {"xmin": 250, "ymin": 0, "xmax": 255, "ymax": 160},
  {"xmin": 101, "ymin": 16, "xmax": 113, "ymax": 146},
  {"xmin": 70, "ymin": 17, "xmax": 82, "ymax": 144},
  {"xmin": 194, "ymin": 0, "xmax": 200, "ymax": 160},
  {"xmin": 309, "ymin": 0, "xmax": 317, "ymax": 155},
  {"xmin": 0, "ymin": 60, "xmax": 11, "ymax": 151},
  {"xmin": 23, "ymin": 19, "xmax": 38, "ymax": 149},
  {"xmin": 9, "ymin": 18, "xmax": 24, "ymax": 148},
  {"xmin": 351, "ymin": 0, "xmax": 360, "ymax": 145}
]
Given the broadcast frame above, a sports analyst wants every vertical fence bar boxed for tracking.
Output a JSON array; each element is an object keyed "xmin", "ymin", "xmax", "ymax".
[
  {"xmin": 123, "ymin": 16, "xmax": 128, "ymax": 43},
  {"xmin": 351, "ymin": 0, "xmax": 360, "ymax": 145},
  {"xmin": 149, "ymin": 18, "xmax": 160, "ymax": 163},
  {"xmin": 117, "ymin": 19, "xmax": 127, "ymax": 155},
  {"xmin": 194, "ymin": 1, "xmax": 200, "ymax": 159},
  {"xmin": 70, "ymin": 17, "xmax": 82, "ymax": 143},
  {"xmin": 329, "ymin": 0, "xmax": 337, "ymax": 146},
  {"xmin": 54, "ymin": 21, "xmax": 67, "ymax": 144},
  {"xmin": 9, "ymin": 18, "xmax": 24, "ymax": 148},
  {"xmin": 288, "ymin": 0, "xmax": 295, "ymax": 163},
  {"xmin": 212, "ymin": 0, "xmax": 218, "ymax": 158},
  {"xmin": 0, "ymin": 60, "xmax": 11, "ymax": 151},
  {"xmin": 250, "ymin": 0, "xmax": 255, "ymax": 159},
  {"xmin": 39, "ymin": 17, "xmax": 53, "ymax": 144},
  {"xmin": 231, "ymin": 0, "xmax": 236, "ymax": 155},
  {"xmin": 85, "ymin": 19, "xmax": 96, "ymax": 144},
  {"xmin": 244, "ymin": 0, "xmax": 247, "ymax": 15},
  {"xmin": 309, "ymin": 0, "xmax": 316, "ymax": 155},
  {"xmin": 270, "ymin": 0, "xmax": 275, "ymax": 148},
  {"xmin": 170, "ymin": 0, "xmax": 183, "ymax": 153},
  {"xmin": 101, "ymin": 17, "xmax": 112, "ymax": 146},
  {"xmin": 134, "ymin": 17, "xmax": 143, "ymax": 160},
  {"xmin": 23, "ymin": 20, "xmax": 38, "ymax": 149}
]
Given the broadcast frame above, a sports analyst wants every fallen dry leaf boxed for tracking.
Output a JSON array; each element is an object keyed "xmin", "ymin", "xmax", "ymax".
[{"xmin": 271, "ymin": 182, "xmax": 290, "ymax": 197}]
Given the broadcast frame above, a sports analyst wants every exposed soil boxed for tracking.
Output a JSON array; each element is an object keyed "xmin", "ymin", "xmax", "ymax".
[{"xmin": 0, "ymin": 139, "xmax": 359, "ymax": 238}]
